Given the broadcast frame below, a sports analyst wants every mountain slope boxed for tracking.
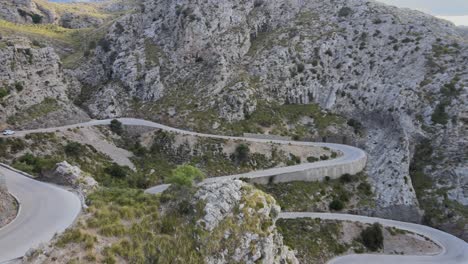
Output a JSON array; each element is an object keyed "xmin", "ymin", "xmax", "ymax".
[{"xmin": 0, "ymin": 0, "xmax": 466, "ymax": 240}]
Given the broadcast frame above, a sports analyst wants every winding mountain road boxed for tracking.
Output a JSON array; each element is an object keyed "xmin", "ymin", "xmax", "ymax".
[
  {"xmin": 0, "ymin": 167, "xmax": 81, "ymax": 263},
  {"xmin": 0, "ymin": 118, "xmax": 466, "ymax": 264}
]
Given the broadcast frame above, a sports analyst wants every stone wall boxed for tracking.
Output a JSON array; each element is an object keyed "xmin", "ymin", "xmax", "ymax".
[{"xmin": 249, "ymin": 153, "xmax": 368, "ymax": 185}]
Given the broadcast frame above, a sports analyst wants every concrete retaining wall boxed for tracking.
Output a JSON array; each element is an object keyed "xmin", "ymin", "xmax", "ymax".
[{"xmin": 249, "ymin": 155, "xmax": 367, "ymax": 185}]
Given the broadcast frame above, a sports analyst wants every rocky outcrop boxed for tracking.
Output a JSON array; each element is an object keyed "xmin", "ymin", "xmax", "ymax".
[
  {"xmin": 195, "ymin": 180, "xmax": 298, "ymax": 264},
  {"xmin": 58, "ymin": 12, "xmax": 103, "ymax": 29},
  {"xmin": 44, "ymin": 161, "xmax": 97, "ymax": 195},
  {"xmin": 0, "ymin": 0, "xmax": 107, "ymax": 29},
  {"xmin": 0, "ymin": 37, "xmax": 90, "ymax": 129},
  {"xmin": 0, "ymin": 0, "xmax": 55, "ymax": 25}
]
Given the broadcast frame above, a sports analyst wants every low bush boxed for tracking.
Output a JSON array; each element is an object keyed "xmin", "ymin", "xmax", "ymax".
[
  {"xmin": 234, "ymin": 144, "xmax": 250, "ymax": 164},
  {"xmin": 358, "ymin": 182, "xmax": 372, "ymax": 196},
  {"xmin": 64, "ymin": 142, "xmax": 84, "ymax": 156},
  {"xmin": 166, "ymin": 164, "xmax": 205, "ymax": 187},
  {"xmin": 329, "ymin": 199, "xmax": 344, "ymax": 211},
  {"xmin": 339, "ymin": 173, "xmax": 353, "ymax": 183},
  {"xmin": 0, "ymin": 87, "xmax": 9, "ymax": 98},
  {"xmin": 360, "ymin": 223, "xmax": 383, "ymax": 251},
  {"xmin": 31, "ymin": 14, "xmax": 43, "ymax": 24},
  {"xmin": 105, "ymin": 163, "xmax": 128, "ymax": 178},
  {"xmin": 110, "ymin": 119, "xmax": 123, "ymax": 135},
  {"xmin": 338, "ymin": 7, "xmax": 352, "ymax": 17}
]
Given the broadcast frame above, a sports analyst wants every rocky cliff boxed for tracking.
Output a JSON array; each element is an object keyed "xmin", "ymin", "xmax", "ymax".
[
  {"xmin": 73, "ymin": 0, "xmax": 467, "ymax": 234},
  {"xmin": 0, "ymin": 37, "xmax": 89, "ymax": 129}
]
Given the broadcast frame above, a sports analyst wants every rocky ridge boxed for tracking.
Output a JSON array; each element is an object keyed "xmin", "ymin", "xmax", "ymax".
[{"xmin": 194, "ymin": 180, "xmax": 298, "ymax": 264}]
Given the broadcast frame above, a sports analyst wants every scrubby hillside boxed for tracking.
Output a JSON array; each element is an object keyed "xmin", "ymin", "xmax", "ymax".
[
  {"xmin": 26, "ymin": 181, "xmax": 298, "ymax": 264},
  {"xmin": 0, "ymin": 0, "xmax": 466, "ymax": 241}
]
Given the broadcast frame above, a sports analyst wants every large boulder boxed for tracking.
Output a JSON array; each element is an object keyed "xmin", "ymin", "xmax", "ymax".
[{"xmin": 46, "ymin": 161, "xmax": 98, "ymax": 194}]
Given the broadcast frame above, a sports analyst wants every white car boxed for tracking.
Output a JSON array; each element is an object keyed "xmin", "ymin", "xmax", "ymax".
[{"xmin": 2, "ymin": 130, "xmax": 15, "ymax": 136}]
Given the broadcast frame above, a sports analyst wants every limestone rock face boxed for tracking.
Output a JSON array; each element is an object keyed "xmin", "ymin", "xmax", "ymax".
[
  {"xmin": 0, "ymin": 0, "xmax": 107, "ymax": 29},
  {"xmin": 0, "ymin": 37, "xmax": 89, "ymax": 129},
  {"xmin": 0, "ymin": 0, "xmax": 55, "ymax": 24},
  {"xmin": 57, "ymin": 12, "xmax": 103, "ymax": 29},
  {"xmin": 195, "ymin": 180, "xmax": 298, "ymax": 264},
  {"xmin": 46, "ymin": 161, "xmax": 98, "ymax": 194},
  {"xmin": 75, "ymin": 0, "xmax": 468, "ymax": 225}
]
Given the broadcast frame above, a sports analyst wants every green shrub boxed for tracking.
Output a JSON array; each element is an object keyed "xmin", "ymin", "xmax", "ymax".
[
  {"xmin": 360, "ymin": 223, "xmax": 383, "ymax": 251},
  {"xmin": 234, "ymin": 144, "xmax": 250, "ymax": 164},
  {"xmin": 358, "ymin": 182, "xmax": 372, "ymax": 196},
  {"xmin": 329, "ymin": 199, "xmax": 344, "ymax": 211},
  {"xmin": 347, "ymin": 118, "xmax": 363, "ymax": 134},
  {"xmin": 14, "ymin": 82, "xmax": 24, "ymax": 92},
  {"xmin": 431, "ymin": 102, "xmax": 449, "ymax": 125},
  {"xmin": 31, "ymin": 14, "xmax": 43, "ymax": 24},
  {"xmin": 338, "ymin": 7, "xmax": 352, "ymax": 17},
  {"xmin": 13, "ymin": 153, "xmax": 58, "ymax": 175},
  {"xmin": 110, "ymin": 119, "xmax": 123, "ymax": 135},
  {"xmin": 289, "ymin": 154, "xmax": 301, "ymax": 164},
  {"xmin": 339, "ymin": 173, "xmax": 353, "ymax": 183},
  {"xmin": 307, "ymin": 156, "xmax": 319, "ymax": 162},
  {"xmin": 105, "ymin": 163, "xmax": 128, "ymax": 178},
  {"xmin": 0, "ymin": 87, "xmax": 9, "ymax": 98},
  {"xmin": 166, "ymin": 164, "xmax": 205, "ymax": 187},
  {"xmin": 65, "ymin": 142, "xmax": 84, "ymax": 156}
]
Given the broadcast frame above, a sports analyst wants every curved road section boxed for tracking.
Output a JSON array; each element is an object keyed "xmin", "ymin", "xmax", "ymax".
[
  {"xmin": 0, "ymin": 118, "xmax": 466, "ymax": 264},
  {"xmin": 280, "ymin": 212, "xmax": 468, "ymax": 264},
  {"xmin": 0, "ymin": 167, "xmax": 81, "ymax": 263}
]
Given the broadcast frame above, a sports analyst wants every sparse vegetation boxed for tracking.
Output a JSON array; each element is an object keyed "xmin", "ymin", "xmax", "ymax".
[
  {"xmin": 278, "ymin": 218, "xmax": 349, "ymax": 263},
  {"xmin": 109, "ymin": 119, "xmax": 123, "ymax": 135},
  {"xmin": 256, "ymin": 172, "xmax": 374, "ymax": 212},
  {"xmin": 431, "ymin": 101, "xmax": 449, "ymax": 125},
  {"xmin": 0, "ymin": 87, "xmax": 9, "ymax": 99},
  {"xmin": 360, "ymin": 223, "xmax": 383, "ymax": 251},
  {"xmin": 338, "ymin": 7, "xmax": 353, "ymax": 17},
  {"xmin": 7, "ymin": 97, "xmax": 60, "ymax": 125},
  {"xmin": 166, "ymin": 165, "xmax": 205, "ymax": 187},
  {"xmin": 105, "ymin": 163, "xmax": 129, "ymax": 179},
  {"xmin": 329, "ymin": 199, "xmax": 345, "ymax": 211},
  {"xmin": 233, "ymin": 144, "xmax": 250, "ymax": 164}
]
